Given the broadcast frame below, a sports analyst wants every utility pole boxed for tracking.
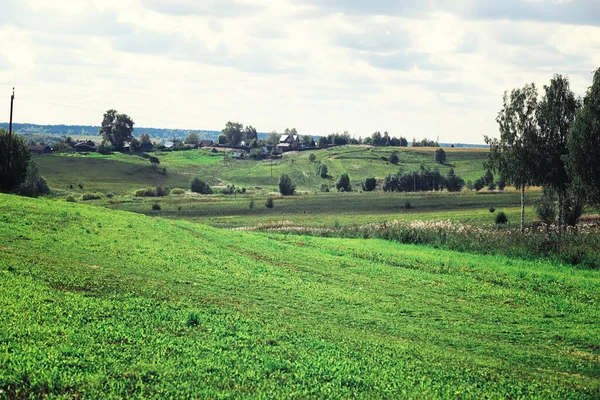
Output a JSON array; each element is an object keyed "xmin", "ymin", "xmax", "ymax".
[{"xmin": 6, "ymin": 88, "xmax": 14, "ymax": 175}]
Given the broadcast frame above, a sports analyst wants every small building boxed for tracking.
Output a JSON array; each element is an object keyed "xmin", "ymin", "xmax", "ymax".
[
  {"xmin": 200, "ymin": 139, "xmax": 214, "ymax": 147},
  {"xmin": 278, "ymin": 135, "xmax": 300, "ymax": 151},
  {"xmin": 231, "ymin": 152, "xmax": 243, "ymax": 159},
  {"xmin": 74, "ymin": 140, "xmax": 97, "ymax": 153},
  {"xmin": 30, "ymin": 145, "xmax": 52, "ymax": 155},
  {"xmin": 163, "ymin": 141, "xmax": 174, "ymax": 149}
]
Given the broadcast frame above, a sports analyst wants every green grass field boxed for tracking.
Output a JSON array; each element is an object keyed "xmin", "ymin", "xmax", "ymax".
[
  {"xmin": 34, "ymin": 146, "xmax": 491, "ymax": 195},
  {"xmin": 1, "ymin": 194, "xmax": 599, "ymax": 398}
]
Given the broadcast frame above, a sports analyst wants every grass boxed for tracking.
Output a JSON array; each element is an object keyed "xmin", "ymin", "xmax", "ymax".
[
  {"xmin": 34, "ymin": 145, "xmax": 491, "ymax": 195},
  {"xmin": 1, "ymin": 193, "xmax": 599, "ymax": 398}
]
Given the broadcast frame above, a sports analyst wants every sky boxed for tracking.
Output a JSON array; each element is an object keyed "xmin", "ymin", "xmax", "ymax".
[{"xmin": 0, "ymin": 0, "xmax": 599, "ymax": 144}]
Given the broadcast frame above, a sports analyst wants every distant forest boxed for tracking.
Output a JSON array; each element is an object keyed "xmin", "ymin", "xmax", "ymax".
[
  {"xmin": 0, "ymin": 123, "xmax": 225, "ymax": 141},
  {"xmin": 0, "ymin": 122, "xmax": 487, "ymax": 148}
]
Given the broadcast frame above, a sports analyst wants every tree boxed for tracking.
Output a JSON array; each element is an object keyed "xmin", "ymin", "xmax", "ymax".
[
  {"xmin": 434, "ymin": 148, "xmax": 446, "ymax": 164},
  {"xmin": 265, "ymin": 197, "xmax": 275, "ymax": 208},
  {"xmin": 139, "ymin": 133, "xmax": 151, "ymax": 144},
  {"xmin": 535, "ymin": 187, "xmax": 557, "ymax": 232},
  {"xmin": 536, "ymin": 74, "xmax": 579, "ymax": 230},
  {"xmin": 568, "ymin": 68, "xmax": 600, "ymax": 207},
  {"xmin": 317, "ymin": 164, "xmax": 328, "ymax": 178},
  {"xmin": 309, "ymin": 153, "xmax": 316, "ymax": 162},
  {"xmin": 99, "ymin": 109, "xmax": 134, "ymax": 151},
  {"xmin": 16, "ymin": 161, "xmax": 50, "ymax": 197},
  {"xmin": 266, "ymin": 131, "xmax": 280, "ymax": 146},
  {"xmin": 190, "ymin": 176, "xmax": 212, "ymax": 194},
  {"xmin": 149, "ymin": 156, "xmax": 160, "ymax": 170},
  {"xmin": 336, "ymin": 173, "xmax": 351, "ymax": 192},
  {"xmin": 302, "ymin": 135, "xmax": 314, "ymax": 147},
  {"xmin": 473, "ymin": 177, "xmax": 485, "ymax": 192},
  {"xmin": 389, "ymin": 152, "xmax": 399, "ymax": 165},
  {"xmin": 0, "ymin": 129, "xmax": 31, "ymax": 192},
  {"xmin": 217, "ymin": 134, "xmax": 228, "ymax": 145},
  {"xmin": 185, "ymin": 132, "xmax": 201, "ymax": 145},
  {"xmin": 129, "ymin": 138, "xmax": 141, "ymax": 152},
  {"xmin": 244, "ymin": 126, "xmax": 258, "ymax": 141},
  {"xmin": 483, "ymin": 169, "xmax": 494, "ymax": 186},
  {"xmin": 362, "ymin": 177, "xmax": 377, "ymax": 192},
  {"xmin": 444, "ymin": 169, "xmax": 464, "ymax": 192},
  {"xmin": 318, "ymin": 136, "xmax": 329, "ymax": 148},
  {"xmin": 278, "ymin": 174, "xmax": 295, "ymax": 196},
  {"xmin": 486, "ymin": 83, "xmax": 539, "ymax": 232},
  {"xmin": 222, "ymin": 122, "xmax": 244, "ymax": 146}
]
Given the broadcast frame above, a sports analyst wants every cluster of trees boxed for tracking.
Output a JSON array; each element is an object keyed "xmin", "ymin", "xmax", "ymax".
[
  {"xmin": 486, "ymin": 68, "xmax": 600, "ymax": 231},
  {"xmin": 412, "ymin": 138, "xmax": 439, "ymax": 147},
  {"xmin": 383, "ymin": 166, "xmax": 465, "ymax": 193},
  {"xmin": 363, "ymin": 132, "xmax": 408, "ymax": 147},
  {"xmin": 0, "ymin": 129, "xmax": 49, "ymax": 196}
]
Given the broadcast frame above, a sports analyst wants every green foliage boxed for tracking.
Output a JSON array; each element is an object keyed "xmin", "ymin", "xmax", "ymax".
[
  {"xmin": 278, "ymin": 174, "xmax": 295, "ymax": 196},
  {"xmin": 489, "ymin": 207, "xmax": 495, "ymax": 213},
  {"xmin": 265, "ymin": 196, "xmax": 274, "ymax": 208},
  {"xmin": 249, "ymin": 199, "xmax": 255, "ymax": 209},
  {"xmin": 65, "ymin": 195, "xmax": 76, "ymax": 202},
  {"xmin": 335, "ymin": 173, "xmax": 352, "ymax": 192},
  {"xmin": 473, "ymin": 178, "xmax": 485, "ymax": 192},
  {"xmin": 495, "ymin": 211, "xmax": 509, "ymax": 225},
  {"xmin": 404, "ymin": 201, "xmax": 412, "ymax": 209},
  {"xmin": 184, "ymin": 132, "xmax": 201, "ymax": 145},
  {"xmin": 129, "ymin": 138, "xmax": 141, "ymax": 153},
  {"xmin": 434, "ymin": 148, "xmax": 446, "ymax": 164},
  {"xmin": 389, "ymin": 152, "xmax": 399, "ymax": 165},
  {"xmin": 190, "ymin": 177, "xmax": 212, "ymax": 194},
  {"xmin": 568, "ymin": 68, "xmax": 600, "ymax": 206},
  {"xmin": 15, "ymin": 161, "xmax": 50, "ymax": 197},
  {"xmin": 496, "ymin": 178, "xmax": 506, "ymax": 191},
  {"xmin": 81, "ymin": 192, "xmax": 103, "ymax": 201},
  {"xmin": 133, "ymin": 186, "xmax": 169, "ymax": 197},
  {"xmin": 535, "ymin": 187, "xmax": 557, "ymax": 228},
  {"xmin": 316, "ymin": 163, "xmax": 328, "ymax": 178},
  {"xmin": 97, "ymin": 140, "xmax": 113, "ymax": 155},
  {"xmin": 309, "ymin": 153, "xmax": 316, "ymax": 162},
  {"xmin": 139, "ymin": 133, "xmax": 151, "ymax": 144},
  {"xmin": 320, "ymin": 184, "xmax": 330, "ymax": 192},
  {"xmin": 152, "ymin": 202, "xmax": 161, "ymax": 211},
  {"xmin": 99, "ymin": 109, "xmax": 134, "ymax": 151},
  {"xmin": 222, "ymin": 122, "xmax": 244, "ymax": 146},
  {"xmin": 443, "ymin": 169, "xmax": 465, "ymax": 192},
  {"xmin": 362, "ymin": 177, "xmax": 377, "ymax": 192},
  {"xmin": 483, "ymin": 169, "xmax": 494, "ymax": 186},
  {"xmin": 0, "ymin": 130, "xmax": 31, "ymax": 192},
  {"xmin": 149, "ymin": 156, "xmax": 160, "ymax": 170},
  {"xmin": 170, "ymin": 188, "xmax": 186, "ymax": 195}
]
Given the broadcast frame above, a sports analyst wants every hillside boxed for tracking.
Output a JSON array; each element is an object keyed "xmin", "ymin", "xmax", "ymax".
[
  {"xmin": 1, "ymin": 194, "xmax": 599, "ymax": 398},
  {"xmin": 34, "ymin": 146, "xmax": 491, "ymax": 194}
]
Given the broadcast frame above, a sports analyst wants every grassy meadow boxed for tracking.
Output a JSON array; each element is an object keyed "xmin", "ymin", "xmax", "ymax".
[
  {"xmin": 34, "ymin": 146, "xmax": 490, "ymax": 195},
  {"xmin": 1, "ymin": 194, "xmax": 599, "ymax": 398}
]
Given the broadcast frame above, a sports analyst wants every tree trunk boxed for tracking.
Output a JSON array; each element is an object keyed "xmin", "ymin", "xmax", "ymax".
[
  {"xmin": 520, "ymin": 185, "xmax": 525, "ymax": 233},
  {"xmin": 557, "ymin": 189, "xmax": 564, "ymax": 233}
]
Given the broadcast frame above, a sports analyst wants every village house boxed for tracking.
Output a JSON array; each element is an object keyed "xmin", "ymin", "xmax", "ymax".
[
  {"xmin": 29, "ymin": 144, "xmax": 52, "ymax": 155},
  {"xmin": 74, "ymin": 140, "xmax": 97, "ymax": 153},
  {"xmin": 277, "ymin": 134, "xmax": 300, "ymax": 151}
]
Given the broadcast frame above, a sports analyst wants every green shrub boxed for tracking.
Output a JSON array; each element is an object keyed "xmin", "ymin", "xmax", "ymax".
[
  {"xmin": 317, "ymin": 164, "xmax": 328, "ymax": 178},
  {"xmin": 16, "ymin": 162, "xmax": 50, "ymax": 197},
  {"xmin": 489, "ymin": 207, "xmax": 496, "ymax": 213},
  {"xmin": 249, "ymin": 199, "xmax": 255, "ymax": 209},
  {"xmin": 152, "ymin": 203, "xmax": 161, "ymax": 211},
  {"xmin": 405, "ymin": 201, "xmax": 412, "ymax": 209},
  {"xmin": 65, "ymin": 195, "xmax": 76, "ymax": 202},
  {"xmin": 362, "ymin": 177, "xmax": 377, "ymax": 192},
  {"xmin": 336, "ymin": 173, "xmax": 351, "ymax": 192},
  {"xmin": 221, "ymin": 185, "xmax": 236, "ymax": 195},
  {"xmin": 535, "ymin": 188, "xmax": 557, "ymax": 228},
  {"xmin": 133, "ymin": 186, "xmax": 169, "ymax": 197},
  {"xmin": 265, "ymin": 197, "xmax": 275, "ymax": 208},
  {"xmin": 320, "ymin": 184, "xmax": 330, "ymax": 192},
  {"xmin": 495, "ymin": 211, "xmax": 508, "ymax": 225},
  {"xmin": 389, "ymin": 152, "xmax": 399, "ymax": 165},
  {"xmin": 309, "ymin": 153, "xmax": 316, "ymax": 162},
  {"xmin": 278, "ymin": 174, "xmax": 295, "ymax": 196},
  {"xmin": 106, "ymin": 192, "xmax": 114, "ymax": 199},
  {"xmin": 190, "ymin": 177, "xmax": 212, "ymax": 194},
  {"xmin": 187, "ymin": 312, "xmax": 201, "ymax": 327},
  {"xmin": 171, "ymin": 188, "xmax": 186, "ymax": 195},
  {"xmin": 81, "ymin": 193, "xmax": 103, "ymax": 201},
  {"xmin": 473, "ymin": 178, "xmax": 485, "ymax": 192}
]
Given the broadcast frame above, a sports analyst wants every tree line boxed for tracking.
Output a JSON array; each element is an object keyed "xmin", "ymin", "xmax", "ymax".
[{"xmin": 486, "ymin": 67, "xmax": 600, "ymax": 232}]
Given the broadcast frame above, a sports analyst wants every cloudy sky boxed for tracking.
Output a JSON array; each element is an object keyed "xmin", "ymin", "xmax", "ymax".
[{"xmin": 1, "ymin": 0, "xmax": 599, "ymax": 143}]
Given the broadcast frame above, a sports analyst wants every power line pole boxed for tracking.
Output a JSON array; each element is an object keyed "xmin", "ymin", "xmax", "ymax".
[{"xmin": 5, "ymin": 88, "xmax": 14, "ymax": 177}]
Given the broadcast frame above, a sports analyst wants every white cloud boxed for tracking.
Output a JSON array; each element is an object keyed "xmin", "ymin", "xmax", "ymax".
[{"xmin": 0, "ymin": 0, "xmax": 598, "ymax": 144}]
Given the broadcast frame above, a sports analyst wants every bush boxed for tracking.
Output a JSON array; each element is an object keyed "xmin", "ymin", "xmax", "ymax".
[
  {"xmin": 320, "ymin": 184, "xmax": 330, "ymax": 192},
  {"xmin": 249, "ymin": 199, "xmax": 255, "ymax": 209},
  {"xmin": 317, "ymin": 164, "xmax": 328, "ymax": 178},
  {"xmin": 488, "ymin": 182, "xmax": 496, "ymax": 191},
  {"xmin": 133, "ymin": 185, "xmax": 169, "ymax": 197},
  {"xmin": 152, "ymin": 203, "xmax": 161, "ymax": 211},
  {"xmin": 265, "ymin": 197, "xmax": 275, "ymax": 208},
  {"xmin": 309, "ymin": 153, "xmax": 316, "ymax": 162},
  {"xmin": 473, "ymin": 178, "xmax": 485, "ymax": 191},
  {"xmin": 171, "ymin": 188, "xmax": 186, "ymax": 195},
  {"xmin": 98, "ymin": 140, "xmax": 113, "ymax": 155},
  {"xmin": 435, "ymin": 148, "xmax": 446, "ymax": 164},
  {"xmin": 278, "ymin": 174, "xmax": 295, "ymax": 196},
  {"xmin": 405, "ymin": 201, "xmax": 412, "ymax": 209},
  {"xmin": 489, "ymin": 206, "xmax": 496, "ymax": 213},
  {"xmin": 362, "ymin": 177, "xmax": 377, "ymax": 192},
  {"xmin": 495, "ymin": 211, "xmax": 508, "ymax": 225},
  {"xmin": 190, "ymin": 177, "xmax": 212, "ymax": 194},
  {"xmin": 335, "ymin": 173, "xmax": 352, "ymax": 192},
  {"xmin": 106, "ymin": 192, "xmax": 114, "ymax": 198},
  {"xmin": 389, "ymin": 152, "xmax": 399, "ymax": 165},
  {"xmin": 81, "ymin": 193, "xmax": 103, "ymax": 201},
  {"xmin": 16, "ymin": 162, "xmax": 50, "ymax": 197},
  {"xmin": 496, "ymin": 178, "xmax": 506, "ymax": 191},
  {"xmin": 77, "ymin": 180, "xmax": 84, "ymax": 189},
  {"xmin": 65, "ymin": 195, "xmax": 76, "ymax": 202},
  {"xmin": 221, "ymin": 185, "xmax": 236, "ymax": 195},
  {"xmin": 149, "ymin": 156, "xmax": 160, "ymax": 169},
  {"xmin": 535, "ymin": 188, "xmax": 556, "ymax": 228}
]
